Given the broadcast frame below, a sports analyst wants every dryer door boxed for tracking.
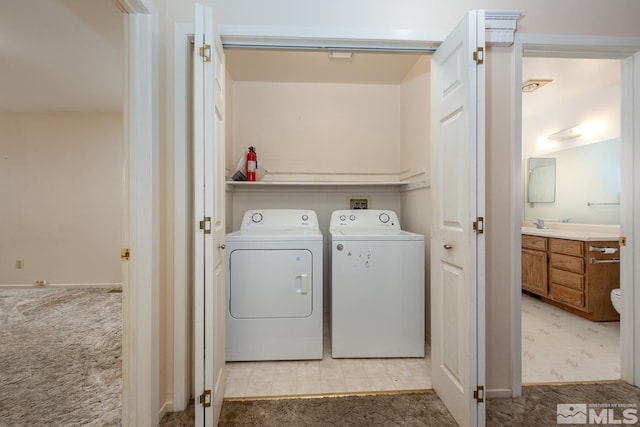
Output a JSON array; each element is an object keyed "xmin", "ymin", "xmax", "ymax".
[{"xmin": 229, "ymin": 249, "xmax": 313, "ymax": 318}]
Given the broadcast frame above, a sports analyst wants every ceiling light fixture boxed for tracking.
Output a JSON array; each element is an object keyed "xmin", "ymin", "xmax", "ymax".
[
  {"xmin": 522, "ymin": 79, "xmax": 552, "ymax": 92},
  {"xmin": 548, "ymin": 125, "xmax": 582, "ymax": 142},
  {"xmin": 328, "ymin": 52, "xmax": 353, "ymax": 59}
]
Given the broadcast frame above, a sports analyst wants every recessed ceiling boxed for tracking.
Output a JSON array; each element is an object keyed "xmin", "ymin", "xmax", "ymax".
[{"xmin": 0, "ymin": 0, "xmax": 124, "ymax": 113}]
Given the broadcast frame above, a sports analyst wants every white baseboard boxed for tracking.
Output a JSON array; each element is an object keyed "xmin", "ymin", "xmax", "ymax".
[
  {"xmin": 158, "ymin": 400, "xmax": 173, "ymax": 421},
  {"xmin": 486, "ymin": 388, "xmax": 514, "ymax": 399},
  {"xmin": 0, "ymin": 282, "xmax": 123, "ymax": 289}
]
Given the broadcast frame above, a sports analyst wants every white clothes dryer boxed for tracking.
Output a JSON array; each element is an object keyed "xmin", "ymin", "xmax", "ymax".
[
  {"xmin": 225, "ymin": 209, "xmax": 323, "ymax": 361},
  {"xmin": 330, "ymin": 209, "xmax": 424, "ymax": 358}
]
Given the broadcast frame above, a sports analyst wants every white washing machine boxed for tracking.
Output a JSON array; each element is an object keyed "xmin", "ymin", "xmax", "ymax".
[
  {"xmin": 225, "ymin": 209, "xmax": 323, "ymax": 361},
  {"xmin": 330, "ymin": 209, "xmax": 424, "ymax": 358}
]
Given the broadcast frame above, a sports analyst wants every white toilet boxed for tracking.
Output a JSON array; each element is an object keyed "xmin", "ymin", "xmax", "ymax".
[{"xmin": 611, "ymin": 288, "xmax": 622, "ymax": 314}]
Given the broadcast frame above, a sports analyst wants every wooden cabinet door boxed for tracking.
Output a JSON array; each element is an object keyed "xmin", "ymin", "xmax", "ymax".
[{"xmin": 522, "ymin": 248, "xmax": 548, "ymax": 296}]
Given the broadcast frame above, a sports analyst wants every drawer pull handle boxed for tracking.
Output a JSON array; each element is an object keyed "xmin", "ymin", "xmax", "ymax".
[
  {"xmin": 589, "ymin": 257, "xmax": 620, "ymax": 264},
  {"xmin": 588, "ymin": 246, "xmax": 617, "ymax": 254}
]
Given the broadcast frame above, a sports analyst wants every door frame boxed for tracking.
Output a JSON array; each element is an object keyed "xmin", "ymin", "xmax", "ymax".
[
  {"xmin": 173, "ymin": 22, "xmax": 195, "ymax": 412},
  {"xmin": 511, "ymin": 34, "xmax": 640, "ymax": 395},
  {"xmin": 171, "ymin": 29, "xmax": 442, "ymax": 413},
  {"xmin": 113, "ymin": 0, "xmax": 160, "ymax": 424}
]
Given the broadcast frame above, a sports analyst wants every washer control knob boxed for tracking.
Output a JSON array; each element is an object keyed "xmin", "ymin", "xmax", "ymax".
[
  {"xmin": 336, "ymin": 244, "xmax": 344, "ymax": 251},
  {"xmin": 379, "ymin": 213, "xmax": 390, "ymax": 223},
  {"xmin": 302, "ymin": 214, "xmax": 309, "ymax": 221},
  {"xmin": 339, "ymin": 214, "xmax": 347, "ymax": 221},
  {"xmin": 251, "ymin": 212, "xmax": 263, "ymax": 223},
  {"xmin": 349, "ymin": 214, "xmax": 356, "ymax": 221}
]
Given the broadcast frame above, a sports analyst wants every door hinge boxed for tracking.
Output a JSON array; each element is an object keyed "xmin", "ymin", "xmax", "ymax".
[
  {"xmin": 199, "ymin": 44, "xmax": 211, "ymax": 62},
  {"xmin": 121, "ymin": 248, "xmax": 130, "ymax": 261},
  {"xmin": 619, "ymin": 236, "xmax": 627, "ymax": 247},
  {"xmin": 473, "ymin": 47, "xmax": 484, "ymax": 64},
  {"xmin": 473, "ymin": 385, "xmax": 485, "ymax": 403},
  {"xmin": 199, "ymin": 217, "xmax": 212, "ymax": 234},
  {"xmin": 199, "ymin": 389, "xmax": 212, "ymax": 408},
  {"xmin": 473, "ymin": 217, "xmax": 484, "ymax": 234}
]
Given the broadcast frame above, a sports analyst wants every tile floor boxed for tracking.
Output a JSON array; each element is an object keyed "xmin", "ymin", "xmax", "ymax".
[
  {"xmin": 522, "ymin": 292, "xmax": 621, "ymax": 383},
  {"xmin": 224, "ymin": 317, "xmax": 432, "ymax": 398},
  {"xmin": 224, "ymin": 293, "xmax": 621, "ymax": 398}
]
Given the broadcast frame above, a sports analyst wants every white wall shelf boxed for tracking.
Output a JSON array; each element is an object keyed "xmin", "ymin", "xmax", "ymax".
[{"xmin": 226, "ymin": 180, "xmax": 410, "ymax": 191}]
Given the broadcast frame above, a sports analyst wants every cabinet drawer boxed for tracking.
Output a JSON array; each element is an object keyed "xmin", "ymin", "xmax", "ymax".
[
  {"xmin": 549, "ymin": 253, "xmax": 584, "ymax": 274},
  {"xmin": 522, "ymin": 235, "xmax": 547, "ymax": 251},
  {"xmin": 550, "ymin": 238, "xmax": 584, "ymax": 256},
  {"xmin": 550, "ymin": 283, "xmax": 585, "ymax": 309},
  {"xmin": 550, "ymin": 268, "xmax": 584, "ymax": 291}
]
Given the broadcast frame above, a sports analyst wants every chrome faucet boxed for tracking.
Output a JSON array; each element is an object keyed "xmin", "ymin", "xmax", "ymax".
[{"xmin": 533, "ymin": 218, "xmax": 547, "ymax": 229}]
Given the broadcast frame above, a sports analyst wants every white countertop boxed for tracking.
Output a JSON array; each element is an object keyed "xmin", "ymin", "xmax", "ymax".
[{"xmin": 521, "ymin": 224, "xmax": 620, "ymax": 242}]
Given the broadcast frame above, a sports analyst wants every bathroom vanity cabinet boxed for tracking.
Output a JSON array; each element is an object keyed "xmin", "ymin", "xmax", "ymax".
[
  {"xmin": 522, "ymin": 235, "xmax": 548, "ymax": 296},
  {"xmin": 521, "ymin": 233, "xmax": 620, "ymax": 322}
]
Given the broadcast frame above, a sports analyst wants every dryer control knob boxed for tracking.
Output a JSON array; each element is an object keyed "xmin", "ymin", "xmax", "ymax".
[
  {"xmin": 336, "ymin": 244, "xmax": 344, "ymax": 251},
  {"xmin": 339, "ymin": 215, "xmax": 347, "ymax": 221},
  {"xmin": 302, "ymin": 214, "xmax": 309, "ymax": 221},
  {"xmin": 251, "ymin": 212, "xmax": 263, "ymax": 223},
  {"xmin": 349, "ymin": 214, "xmax": 356, "ymax": 221},
  {"xmin": 379, "ymin": 213, "xmax": 390, "ymax": 223}
]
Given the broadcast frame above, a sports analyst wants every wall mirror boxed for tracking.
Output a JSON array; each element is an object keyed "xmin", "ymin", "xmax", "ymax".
[{"xmin": 527, "ymin": 157, "xmax": 556, "ymax": 203}]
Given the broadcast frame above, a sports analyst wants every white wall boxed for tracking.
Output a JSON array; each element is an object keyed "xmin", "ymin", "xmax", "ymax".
[
  {"xmin": 230, "ymin": 81, "xmax": 400, "ymax": 181},
  {"xmin": 0, "ymin": 113, "xmax": 123, "ymax": 285}
]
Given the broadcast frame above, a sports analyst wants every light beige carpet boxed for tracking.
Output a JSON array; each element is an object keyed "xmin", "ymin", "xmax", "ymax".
[{"xmin": 0, "ymin": 287, "xmax": 122, "ymax": 426}]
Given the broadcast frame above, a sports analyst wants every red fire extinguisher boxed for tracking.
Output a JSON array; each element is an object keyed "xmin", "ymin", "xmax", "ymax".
[{"xmin": 246, "ymin": 146, "xmax": 257, "ymax": 181}]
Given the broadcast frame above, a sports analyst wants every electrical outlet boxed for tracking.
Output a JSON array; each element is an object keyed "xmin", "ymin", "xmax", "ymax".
[
  {"xmin": 34, "ymin": 280, "xmax": 47, "ymax": 287},
  {"xmin": 348, "ymin": 197, "xmax": 370, "ymax": 209},
  {"xmin": 16, "ymin": 260, "xmax": 24, "ymax": 269}
]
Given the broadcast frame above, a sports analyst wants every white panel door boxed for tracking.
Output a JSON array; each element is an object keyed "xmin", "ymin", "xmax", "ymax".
[
  {"xmin": 194, "ymin": 4, "xmax": 226, "ymax": 426},
  {"xmin": 210, "ymin": 26, "xmax": 227, "ymax": 425},
  {"xmin": 431, "ymin": 10, "xmax": 486, "ymax": 427}
]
